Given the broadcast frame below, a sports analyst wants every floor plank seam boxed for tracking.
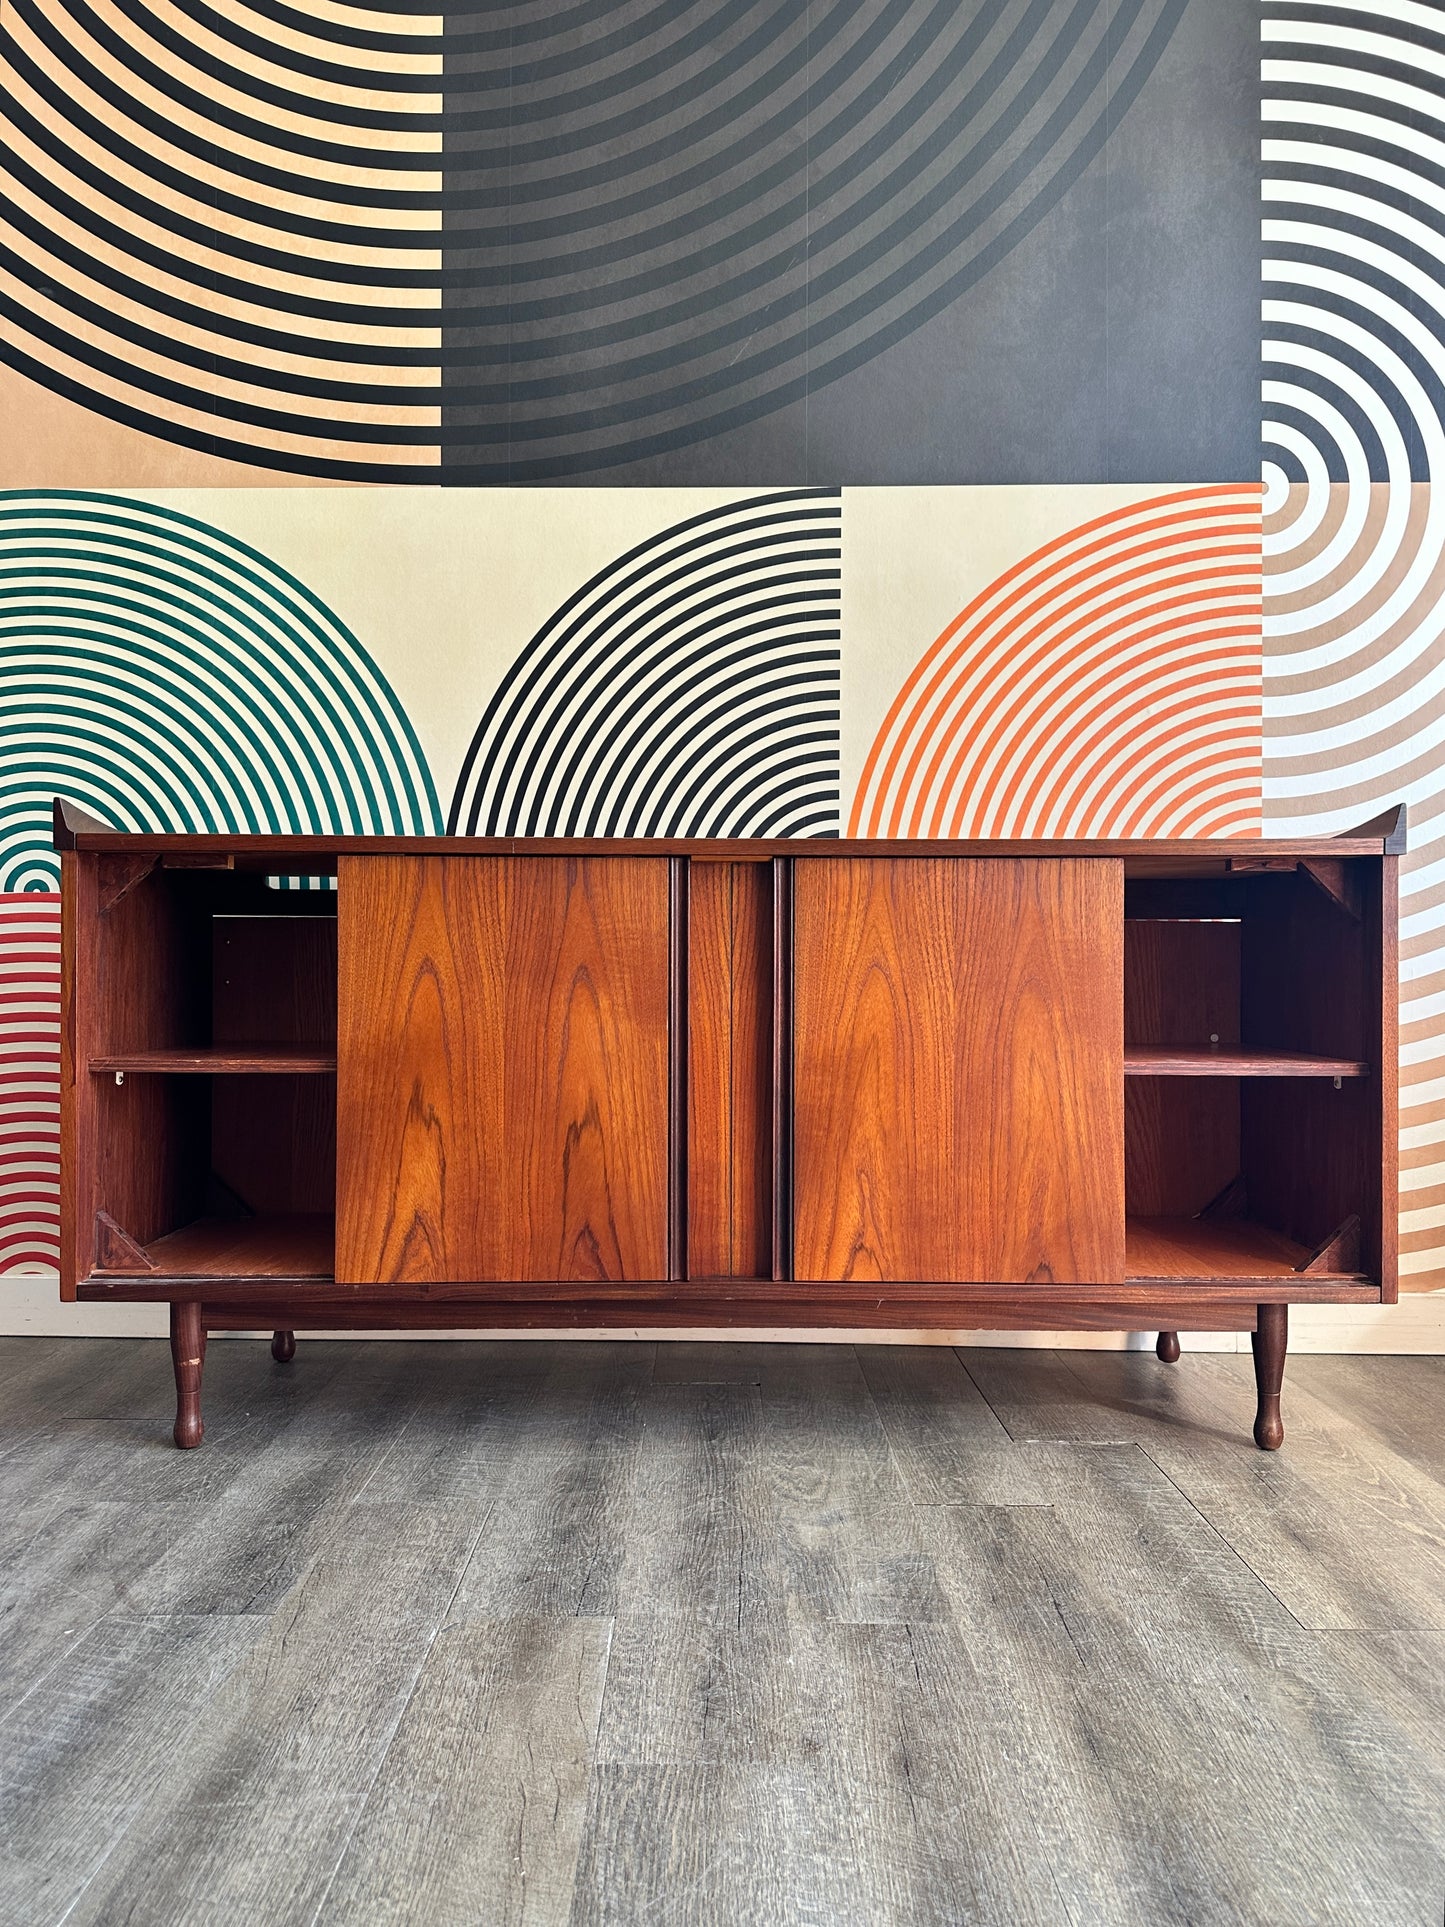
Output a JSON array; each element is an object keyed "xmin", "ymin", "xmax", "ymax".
[
  {"xmin": 0, "ymin": 1606, "xmax": 128, "ymax": 1733},
  {"xmin": 300, "ymin": 1507, "xmax": 495, "ymax": 1927},
  {"xmin": 1135, "ymin": 1441, "xmax": 1311, "ymax": 1633},
  {"xmin": 1050, "ymin": 1596, "xmax": 1090, "ymax": 1667},
  {"xmin": 344, "ymin": 1403, "xmax": 430, "ymax": 1506},
  {"xmin": 49, "ymin": 1811, "xmax": 132, "ymax": 1927},
  {"xmin": 850, "ymin": 1341, "xmax": 936, "ymax": 1514},
  {"xmin": 952, "ymin": 1347, "xmax": 1021, "ymax": 1440}
]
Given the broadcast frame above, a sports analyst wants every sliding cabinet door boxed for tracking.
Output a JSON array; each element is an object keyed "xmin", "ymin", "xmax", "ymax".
[
  {"xmin": 335, "ymin": 855, "xmax": 670, "ymax": 1284},
  {"xmin": 793, "ymin": 858, "xmax": 1124, "ymax": 1285}
]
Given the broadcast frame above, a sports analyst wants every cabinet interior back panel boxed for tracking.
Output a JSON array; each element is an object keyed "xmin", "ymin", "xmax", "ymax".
[
  {"xmin": 335, "ymin": 855, "xmax": 670, "ymax": 1285},
  {"xmin": 792, "ymin": 858, "xmax": 1125, "ymax": 1285}
]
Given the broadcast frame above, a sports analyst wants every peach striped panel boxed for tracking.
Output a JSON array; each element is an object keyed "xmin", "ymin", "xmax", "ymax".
[
  {"xmin": 0, "ymin": 0, "xmax": 442, "ymax": 479},
  {"xmin": 850, "ymin": 487, "xmax": 1264, "ymax": 840}
]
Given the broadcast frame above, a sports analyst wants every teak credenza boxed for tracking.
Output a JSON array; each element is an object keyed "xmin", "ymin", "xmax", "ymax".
[{"xmin": 55, "ymin": 800, "xmax": 1404, "ymax": 1452}]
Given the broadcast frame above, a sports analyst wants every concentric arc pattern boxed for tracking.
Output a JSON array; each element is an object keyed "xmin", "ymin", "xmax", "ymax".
[
  {"xmin": 1263, "ymin": 0, "xmax": 1445, "ymax": 1288},
  {"xmin": 1, "ymin": 0, "xmax": 1187, "ymax": 478},
  {"xmin": 852, "ymin": 487, "xmax": 1264, "ymax": 841},
  {"xmin": 449, "ymin": 490, "xmax": 842, "ymax": 838},
  {"xmin": 0, "ymin": 894, "xmax": 59, "ymax": 1272},
  {"xmin": 0, "ymin": 492, "xmax": 441, "ymax": 891},
  {"xmin": 0, "ymin": 0, "xmax": 445, "ymax": 476}
]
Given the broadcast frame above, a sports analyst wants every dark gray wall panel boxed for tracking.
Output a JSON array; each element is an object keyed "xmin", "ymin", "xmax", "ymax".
[{"xmin": 440, "ymin": 0, "xmax": 1253, "ymax": 483}]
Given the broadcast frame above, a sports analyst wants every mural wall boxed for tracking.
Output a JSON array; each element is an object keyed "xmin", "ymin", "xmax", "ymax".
[{"xmin": 1, "ymin": 0, "xmax": 1440, "ymax": 1296}]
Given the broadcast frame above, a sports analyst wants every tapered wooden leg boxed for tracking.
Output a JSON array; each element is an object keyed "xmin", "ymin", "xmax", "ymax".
[
  {"xmin": 1156, "ymin": 1330, "xmax": 1180, "ymax": 1363},
  {"xmin": 1250, "ymin": 1303, "xmax": 1287, "ymax": 1451},
  {"xmin": 170, "ymin": 1300, "xmax": 205, "ymax": 1450},
  {"xmin": 271, "ymin": 1329, "xmax": 296, "ymax": 1364}
]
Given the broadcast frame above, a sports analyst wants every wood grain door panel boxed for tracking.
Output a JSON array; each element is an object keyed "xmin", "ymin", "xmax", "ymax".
[
  {"xmin": 336, "ymin": 855, "xmax": 669, "ymax": 1284},
  {"xmin": 504, "ymin": 856, "xmax": 670, "ymax": 1282},
  {"xmin": 792, "ymin": 858, "xmax": 1125, "ymax": 1285}
]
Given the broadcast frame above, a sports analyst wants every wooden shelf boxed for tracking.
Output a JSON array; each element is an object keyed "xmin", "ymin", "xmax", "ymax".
[
  {"xmin": 1124, "ymin": 1046, "xmax": 1369, "ymax": 1078},
  {"xmin": 135, "ymin": 1214, "xmax": 335, "ymax": 1280},
  {"xmin": 1126, "ymin": 1214, "xmax": 1362, "ymax": 1280},
  {"xmin": 91, "ymin": 1046, "xmax": 337, "ymax": 1075}
]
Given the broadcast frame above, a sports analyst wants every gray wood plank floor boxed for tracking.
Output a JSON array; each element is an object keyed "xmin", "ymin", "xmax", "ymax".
[{"xmin": 0, "ymin": 1337, "xmax": 1442, "ymax": 1926}]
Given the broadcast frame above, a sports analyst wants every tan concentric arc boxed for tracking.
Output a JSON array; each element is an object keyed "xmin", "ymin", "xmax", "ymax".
[
  {"xmin": 0, "ymin": 0, "xmax": 443, "ymax": 477},
  {"xmin": 1263, "ymin": 0, "xmax": 1445, "ymax": 1292},
  {"xmin": 1265, "ymin": 481, "xmax": 1445, "ymax": 1289}
]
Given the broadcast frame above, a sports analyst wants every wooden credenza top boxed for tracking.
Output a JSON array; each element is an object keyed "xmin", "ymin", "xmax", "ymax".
[{"xmin": 54, "ymin": 798, "xmax": 1406, "ymax": 869}]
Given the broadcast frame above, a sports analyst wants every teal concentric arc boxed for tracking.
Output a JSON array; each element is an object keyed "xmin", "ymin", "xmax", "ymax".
[{"xmin": 0, "ymin": 492, "xmax": 443, "ymax": 887}]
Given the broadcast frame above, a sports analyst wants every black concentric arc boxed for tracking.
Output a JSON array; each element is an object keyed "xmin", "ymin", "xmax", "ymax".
[{"xmin": 447, "ymin": 490, "xmax": 842, "ymax": 838}]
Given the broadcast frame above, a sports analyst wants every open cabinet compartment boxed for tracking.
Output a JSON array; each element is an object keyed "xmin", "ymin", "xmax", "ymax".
[
  {"xmin": 1123, "ymin": 860, "xmax": 1386, "ymax": 1285},
  {"xmin": 78, "ymin": 857, "xmax": 337, "ymax": 1281}
]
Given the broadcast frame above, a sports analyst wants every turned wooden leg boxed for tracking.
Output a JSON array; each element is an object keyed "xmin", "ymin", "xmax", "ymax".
[
  {"xmin": 1156, "ymin": 1330, "xmax": 1181, "ymax": 1363},
  {"xmin": 1250, "ymin": 1303, "xmax": 1287, "ymax": 1451},
  {"xmin": 271, "ymin": 1329, "xmax": 296, "ymax": 1364},
  {"xmin": 170, "ymin": 1300, "xmax": 205, "ymax": 1450}
]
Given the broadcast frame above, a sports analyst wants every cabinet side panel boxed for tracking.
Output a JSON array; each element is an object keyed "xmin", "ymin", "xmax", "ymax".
[
  {"xmin": 335, "ymin": 855, "xmax": 505, "ymax": 1284},
  {"xmin": 687, "ymin": 862, "xmax": 772, "ymax": 1278},
  {"xmin": 504, "ymin": 857, "xmax": 670, "ymax": 1283},
  {"xmin": 60, "ymin": 851, "xmax": 90, "ymax": 1297},
  {"xmin": 1380, "ymin": 855, "xmax": 1399, "ymax": 1298},
  {"xmin": 793, "ymin": 857, "xmax": 1124, "ymax": 1284}
]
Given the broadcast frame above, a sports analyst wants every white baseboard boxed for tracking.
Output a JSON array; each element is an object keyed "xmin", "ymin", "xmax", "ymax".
[{"xmin": 5, "ymin": 1271, "xmax": 1443, "ymax": 1352}]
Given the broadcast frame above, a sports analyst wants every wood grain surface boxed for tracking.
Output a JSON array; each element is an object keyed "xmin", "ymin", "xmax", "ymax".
[
  {"xmin": 1124, "ymin": 917, "xmax": 1241, "ymax": 1218},
  {"xmin": 1379, "ymin": 854, "xmax": 1400, "ymax": 1299},
  {"xmin": 792, "ymin": 858, "xmax": 1125, "ymax": 1285},
  {"xmin": 336, "ymin": 856, "xmax": 669, "ymax": 1286},
  {"xmin": 56, "ymin": 816, "xmax": 1401, "ymax": 862},
  {"xmin": 90, "ymin": 1047, "xmax": 336, "ymax": 1073},
  {"xmin": 687, "ymin": 862, "xmax": 772, "ymax": 1278},
  {"xmin": 87, "ymin": 862, "xmax": 210, "ymax": 1259},
  {"xmin": 134, "ymin": 1213, "xmax": 335, "ymax": 1280},
  {"xmin": 1124, "ymin": 1046, "xmax": 1368, "ymax": 1077},
  {"xmin": 1124, "ymin": 1215, "xmax": 1321, "ymax": 1280}
]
